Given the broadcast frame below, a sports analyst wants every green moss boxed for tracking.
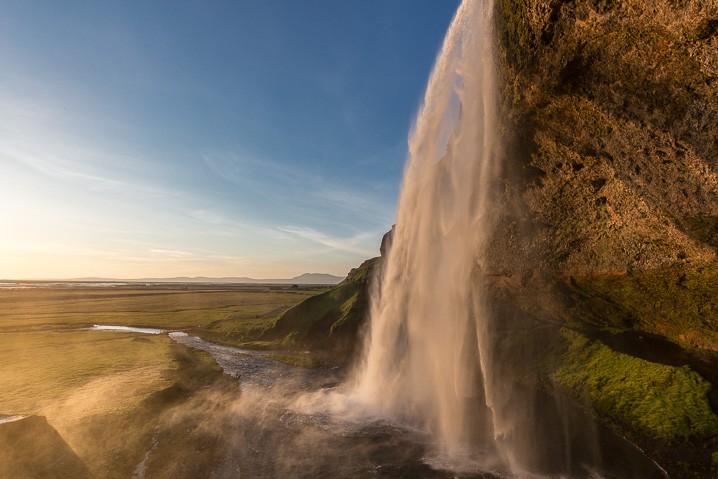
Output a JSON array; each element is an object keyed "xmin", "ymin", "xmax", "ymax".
[
  {"xmin": 347, "ymin": 263, "xmax": 371, "ymax": 283},
  {"xmin": 712, "ymin": 451, "xmax": 718, "ymax": 478},
  {"xmin": 329, "ymin": 292, "xmax": 360, "ymax": 336},
  {"xmin": 570, "ymin": 262, "xmax": 718, "ymax": 351},
  {"xmin": 552, "ymin": 329, "xmax": 718, "ymax": 440},
  {"xmin": 261, "ymin": 282, "xmax": 357, "ymax": 345}
]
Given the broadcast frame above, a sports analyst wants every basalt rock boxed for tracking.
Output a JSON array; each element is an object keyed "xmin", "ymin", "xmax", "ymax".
[{"xmin": 495, "ymin": 0, "xmax": 718, "ymax": 276}]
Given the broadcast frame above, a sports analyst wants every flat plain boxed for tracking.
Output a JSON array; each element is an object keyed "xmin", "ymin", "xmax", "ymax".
[{"xmin": 0, "ymin": 283, "xmax": 324, "ymax": 478}]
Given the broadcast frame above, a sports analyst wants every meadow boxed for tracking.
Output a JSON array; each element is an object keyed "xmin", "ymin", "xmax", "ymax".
[{"xmin": 0, "ymin": 284, "xmax": 324, "ymax": 478}]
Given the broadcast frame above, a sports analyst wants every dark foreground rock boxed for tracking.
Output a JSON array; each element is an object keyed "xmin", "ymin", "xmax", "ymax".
[{"xmin": 0, "ymin": 415, "xmax": 92, "ymax": 479}]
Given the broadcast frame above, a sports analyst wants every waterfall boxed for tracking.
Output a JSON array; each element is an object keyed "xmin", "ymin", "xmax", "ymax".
[
  {"xmin": 290, "ymin": 2, "xmax": 670, "ymax": 476},
  {"xmin": 350, "ymin": 0, "xmax": 507, "ymax": 469}
]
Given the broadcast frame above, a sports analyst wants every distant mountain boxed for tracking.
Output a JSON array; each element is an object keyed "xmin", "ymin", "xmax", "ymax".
[
  {"xmin": 70, "ymin": 273, "xmax": 345, "ymax": 285},
  {"xmin": 286, "ymin": 273, "xmax": 345, "ymax": 284}
]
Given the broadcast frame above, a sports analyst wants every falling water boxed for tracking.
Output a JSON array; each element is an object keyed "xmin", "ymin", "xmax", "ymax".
[
  {"xmin": 337, "ymin": 1, "xmax": 674, "ymax": 477},
  {"xmin": 351, "ymin": 0, "xmax": 505, "ymax": 469}
]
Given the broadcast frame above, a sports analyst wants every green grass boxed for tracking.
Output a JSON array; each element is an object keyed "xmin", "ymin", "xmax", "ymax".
[
  {"xmin": 0, "ymin": 286, "xmax": 325, "ymax": 355},
  {"xmin": 0, "ymin": 330, "xmax": 175, "ymax": 415},
  {"xmin": 0, "ymin": 286, "xmax": 328, "ymax": 416},
  {"xmin": 552, "ymin": 329, "xmax": 718, "ymax": 440},
  {"xmin": 0, "ymin": 328, "xmax": 196, "ymax": 478},
  {"xmin": 258, "ymin": 258, "xmax": 377, "ymax": 356},
  {"xmin": 0, "ymin": 328, "xmax": 187, "ymax": 478},
  {"xmin": 0, "ymin": 287, "xmax": 321, "ymax": 331},
  {"xmin": 263, "ymin": 283, "xmax": 361, "ymax": 343},
  {"xmin": 191, "ymin": 259, "xmax": 377, "ymax": 355},
  {"xmin": 199, "ymin": 316, "xmax": 285, "ymax": 346}
]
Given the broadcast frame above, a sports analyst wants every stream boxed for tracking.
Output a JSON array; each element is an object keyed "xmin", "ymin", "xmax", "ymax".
[
  {"xmin": 164, "ymin": 332, "xmax": 512, "ymax": 479},
  {"xmin": 89, "ymin": 326, "xmax": 668, "ymax": 478},
  {"xmin": 160, "ymin": 331, "xmax": 668, "ymax": 479}
]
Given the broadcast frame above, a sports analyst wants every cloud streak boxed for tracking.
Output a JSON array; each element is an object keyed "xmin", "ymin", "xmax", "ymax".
[
  {"xmin": 0, "ymin": 134, "xmax": 176, "ymax": 199},
  {"xmin": 202, "ymin": 152, "xmax": 394, "ymax": 227},
  {"xmin": 278, "ymin": 226, "xmax": 377, "ymax": 257}
]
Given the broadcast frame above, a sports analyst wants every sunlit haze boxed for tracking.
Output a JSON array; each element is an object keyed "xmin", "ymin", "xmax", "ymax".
[{"xmin": 0, "ymin": 1, "xmax": 460, "ymax": 279}]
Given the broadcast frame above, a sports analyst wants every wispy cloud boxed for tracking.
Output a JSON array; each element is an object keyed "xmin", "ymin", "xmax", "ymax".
[
  {"xmin": 278, "ymin": 225, "xmax": 376, "ymax": 257},
  {"xmin": 0, "ymin": 239, "xmax": 122, "ymax": 257},
  {"xmin": 0, "ymin": 135, "xmax": 176, "ymax": 199},
  {"xmin": 183, "ymin": 208, "xmax": 295, "ymax": 244},
  {"xmin": 202, "ymin": 152, "xmax": 303, "ymax": 191},
  {"xmin": 189, "ymin": 209, "xmax": 225, "ymax": 224},
  {"xmin": 149, "ymin": 248, "xmax": 195, "ymax": 258},
  {"xmin": 0, "ymin": 93, "xmax": 184, "ymax": 203},
  {"xmin": 202, "ymin": 151, "xmax": 395, "ymax": 227}
]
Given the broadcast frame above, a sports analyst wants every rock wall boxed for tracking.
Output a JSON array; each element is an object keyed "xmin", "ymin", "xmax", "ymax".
[
  {"xmin": 490, "ymin": 0, "xmax": 718, "ymax": 354},
  {"xmin": 490, "ymin": 2, "xmax": 718, "ymax": 475},
  {"xmin": 495, "ymin": 0, "xmax": 718, "ymax": 276}
]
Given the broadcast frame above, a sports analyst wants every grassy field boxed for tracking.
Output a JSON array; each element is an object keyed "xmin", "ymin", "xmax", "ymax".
[
  {"xmin": 0, "ymin": 330, "xmax": 174, "ymax": 415},
  {"xmin": 0, "ymin": 285, "xmax": 322, "ymax": 331},
  {"xmin": 0, "ymin": 284, "xmax": 324, "ymax": 413},
  {"xmin": 0, "ymin": 284, "xmax": 324, "ymax": 477}
]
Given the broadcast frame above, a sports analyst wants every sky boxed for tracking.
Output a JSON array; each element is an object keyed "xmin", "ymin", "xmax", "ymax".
[{"xmin": 0, "ymin": 0, "xmax": 461, "ymax": 280}]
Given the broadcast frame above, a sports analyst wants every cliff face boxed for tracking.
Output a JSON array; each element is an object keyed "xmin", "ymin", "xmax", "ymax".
[
  {"xmin": 492, "ymin": 0, "xmax": 718, "ymax": 352},
  {"xmin": 498, "ymin": 0, "xmax": 718, "ymax": 272},
  {"xmin": 493, "ymin": 1, "xmax": 718, "ymax": 475}
]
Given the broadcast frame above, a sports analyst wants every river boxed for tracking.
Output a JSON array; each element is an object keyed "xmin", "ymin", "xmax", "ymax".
[{"xmin": 151, "ymin": 331, "xmax": 667, "ymax": 479}]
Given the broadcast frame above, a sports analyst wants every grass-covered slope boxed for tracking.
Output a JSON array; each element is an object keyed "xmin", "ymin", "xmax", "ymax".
[
  {"xmin": 258, "ymin": 258, "xmax": 378, "ymax": 359},
  {"xmin": 0, "ymin": 320, "xmax": 234, "ymax": 479}
]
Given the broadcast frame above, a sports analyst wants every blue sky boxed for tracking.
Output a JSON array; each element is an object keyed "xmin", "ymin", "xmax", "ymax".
[{"xmin": 0, "ymin": 1, "xmax": 460, "ymax": 279}]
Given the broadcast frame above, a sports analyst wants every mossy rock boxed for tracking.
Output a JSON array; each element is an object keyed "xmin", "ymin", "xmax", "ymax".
[
  {"xmin": 568, "ymin": 261, "xmax": 718, "ymax": 351},
  {"xmin": 552, "ymin": 329, "xmax": 718, "ymax": 440},
  {"xmin": 258, "ymin": 257, "xmax": 379, "ymax": 361}
]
